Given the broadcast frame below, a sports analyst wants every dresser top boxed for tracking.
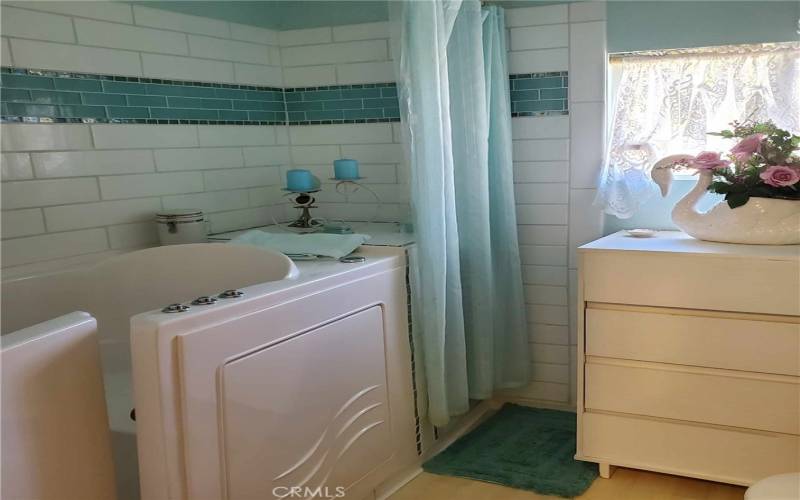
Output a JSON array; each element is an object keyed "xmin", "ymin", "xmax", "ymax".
[{"xmin": 580, "ymin": 231, "xmax": 800, "ymax": 261}]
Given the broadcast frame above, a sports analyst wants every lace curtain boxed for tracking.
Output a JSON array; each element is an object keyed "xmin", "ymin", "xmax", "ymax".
[{"xmin": 597, "ymin": 43, "xmax": 800, "ymax": 219}]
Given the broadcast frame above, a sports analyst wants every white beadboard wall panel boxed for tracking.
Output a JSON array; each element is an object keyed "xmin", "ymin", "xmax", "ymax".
[
  {"xmin": 32, "ymin": 150, "xmax": 156, "ymax": 178},
  {"xmin": 5, "ymin": 1, "xmax": 134, "ymax": 24},
  {"xmin": 75, "ymin": 18, "xmax": 189, "ymax": 55},
  {"xmin": 132, "ymin": 5, "xmax": 230, "ymax": 38},
  {"xmin": 2, "ymin": 124, "xmax": 92, "ymax": 152},
  {"xmin": 2, "ymin": 208, "xmax": 46, "ymax": 239},
  {"xmin": 43, "ymin": 198, "xmax": 163, "ymax": 232},
  {"xmin": 1, "ymin": 7, "xmax": 76, "ymax": 43},
  {"xmin": 1, "ymin": 153, "xmax": 34, "ymax": 180},
  {"xmin": 9, "ymin": 38, "xmax": 142, "ymax": 76},
  {"xmin": 2, "ymin": 178, "xmax": 99, "ymax": 209},
  {"xmin": 92, "ymin": 125, "xmax": 198, "ymax": 149},
  {"xmin": 99, "ymin": 172, "xmax": 203, "ymax": 200},
  {"xmin": 505, "ymin": 4, "xmax": 568, "ymax": 28}
]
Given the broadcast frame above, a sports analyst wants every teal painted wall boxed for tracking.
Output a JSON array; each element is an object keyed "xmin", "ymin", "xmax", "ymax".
[
  {"xmin": 608, "ymin": 1, "xmax": 799, "ymax": 53},
  {"xmin": 604, "ymin": 0, "xmax": 798, "ymax": 232},
  {"xmin": 604, "ymin": 180, "xmax": 723, "ymax": 232}
]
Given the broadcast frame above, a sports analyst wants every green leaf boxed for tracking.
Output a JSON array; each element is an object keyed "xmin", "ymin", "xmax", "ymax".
[{"xmin": 726, "ymin": 192, "xmax": 750, "ymax": 209}]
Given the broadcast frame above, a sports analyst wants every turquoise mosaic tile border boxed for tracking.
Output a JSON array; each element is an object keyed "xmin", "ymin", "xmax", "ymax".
[
  {"xmin": 1, "ymin": 67, "xmax": 567, "ymax": 125},
  {"xmin": 0, "ymin": 67, "xmax": 285, "ymax": 125},
  {"xmin": 509, "ymin": 71, "xmax": 569, "ymax": 117},
  {"xmin": 285, "ymin": 84, "xmax": 399, "ymax": 125}
]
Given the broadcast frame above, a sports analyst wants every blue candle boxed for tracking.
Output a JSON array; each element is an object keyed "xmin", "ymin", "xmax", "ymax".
[
  {"xmin": 333, "ymin": 159, "xmax": 360, "ymax": 180},
  {"xmin": 286, "ymin": 169, "xmax": 318, "ymax": 192}
]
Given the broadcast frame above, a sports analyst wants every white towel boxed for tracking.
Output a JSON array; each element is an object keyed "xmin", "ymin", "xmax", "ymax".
[{"xmin": 229, "ymin": 230, "xmax": 369, "ymax": 259}]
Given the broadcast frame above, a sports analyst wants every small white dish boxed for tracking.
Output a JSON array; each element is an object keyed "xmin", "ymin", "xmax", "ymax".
[{"xmin": 626, "ymin": 228, "xmax": 657, "ymax": 238}]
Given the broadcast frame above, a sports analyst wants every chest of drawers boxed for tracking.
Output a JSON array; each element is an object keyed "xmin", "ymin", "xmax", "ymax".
[{"xmin": 576, "ymin": 231, "xmax": 800, "ymax": 486}]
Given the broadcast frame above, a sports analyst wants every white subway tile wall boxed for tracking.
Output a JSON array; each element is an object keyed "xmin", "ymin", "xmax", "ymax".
[
  {"xmin": 500, "ymin": 2, "xmax": 606, "ymax": 408},
  {"xmin": 0, "ymin": 1, "xmax": 608, "ymax": 411},
  {"xmin": 1, "ymin": 124, "xmax": 289, "ymax": 267},
  {"xmin": 2, "ymin": 2, "xmax": 282, "ymax": 86}
]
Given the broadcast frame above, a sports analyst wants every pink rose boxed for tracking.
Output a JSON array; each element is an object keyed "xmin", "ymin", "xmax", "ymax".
[
  {"xmin": 730, "ymin": 133, "xmax": 766, "ymax": 162},
  {"xmin": 691, "ymin": 151, "xmax": 730, "ymax": 170},
  {"xmin": 759, "ymin": 165, "xmax": 800, "ymax": 187}
]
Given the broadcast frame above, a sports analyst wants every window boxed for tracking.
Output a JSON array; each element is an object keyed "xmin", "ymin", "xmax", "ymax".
[{"xmin": 597, "ymin": 42, "xmax": 799, "ymax": 218}]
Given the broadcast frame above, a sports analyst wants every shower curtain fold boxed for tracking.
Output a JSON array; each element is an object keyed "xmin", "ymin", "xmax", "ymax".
[{"xmin": 392, "ymin": 0, "xmax": 529, "ymax": 426}]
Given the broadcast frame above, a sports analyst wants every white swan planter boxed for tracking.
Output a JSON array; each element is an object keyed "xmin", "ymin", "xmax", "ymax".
[{"xmin": 652, "ymin": 154, "xmax": 800, "ymax": 245}]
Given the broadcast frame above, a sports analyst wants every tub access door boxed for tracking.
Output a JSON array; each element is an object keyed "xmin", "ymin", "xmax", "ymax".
[
  {"xmin": 220, "ymin": 307, "xmax": 391, "ymax": 498},
  {"xmin": 133, "ymin": 256, "xmax": 416, "ymax": 500}
]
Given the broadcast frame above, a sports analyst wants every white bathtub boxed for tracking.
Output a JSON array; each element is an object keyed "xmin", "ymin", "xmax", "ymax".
[{"xmin": 1, "ymin": 243, "xmax": 298, "ymax": 500}]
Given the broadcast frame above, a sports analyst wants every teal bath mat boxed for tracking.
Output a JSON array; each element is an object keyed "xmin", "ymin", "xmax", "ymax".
[{"xmin": 423, "ymin": 404, "xmax": 598, "ymax": 498}]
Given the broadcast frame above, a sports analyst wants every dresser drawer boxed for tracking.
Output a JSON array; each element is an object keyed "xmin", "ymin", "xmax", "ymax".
[
  {"xmin": 586, "ymin": 307, "xmax": 800, "ymax": 376},
  {"xmin": 585, "ymin": 360, "xmax": 800, "ymax": 434},
  {"xmin": 581, "ymin": 251, "xmax": 800, "ymax": 316},
  {"xmin": 581, "ymin": 412, "xmax": 800, "ymax": 486}
]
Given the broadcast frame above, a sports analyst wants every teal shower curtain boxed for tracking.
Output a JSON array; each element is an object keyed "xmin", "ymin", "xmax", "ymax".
[{"xmin": 393, "ymin": 0, "xmax": 529, "ymax": 426}]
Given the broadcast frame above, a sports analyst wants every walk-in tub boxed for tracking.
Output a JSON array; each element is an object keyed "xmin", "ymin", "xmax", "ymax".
[{"xmin": 1, "ymin": 243, "xmax": 298, "ymax": 500}]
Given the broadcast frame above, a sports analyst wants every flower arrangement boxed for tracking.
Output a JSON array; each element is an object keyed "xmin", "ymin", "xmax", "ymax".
[{"xmin": 683, "ymin": 121, "xmax": 800, "ymax": 208}]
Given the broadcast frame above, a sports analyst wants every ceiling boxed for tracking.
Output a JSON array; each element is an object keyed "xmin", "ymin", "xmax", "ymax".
[
  {"xmin": 136, "ymin": 1, "xmax": 389, "ymax": 30},
  {"xmin": 136, "ymin": 1, "xmax": 567, "ymax": 31}
]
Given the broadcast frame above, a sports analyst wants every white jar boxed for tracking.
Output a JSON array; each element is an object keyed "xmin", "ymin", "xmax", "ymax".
[{"xmin": 156, "ymin": 209, "xmax": 207, "ymax": 245}]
